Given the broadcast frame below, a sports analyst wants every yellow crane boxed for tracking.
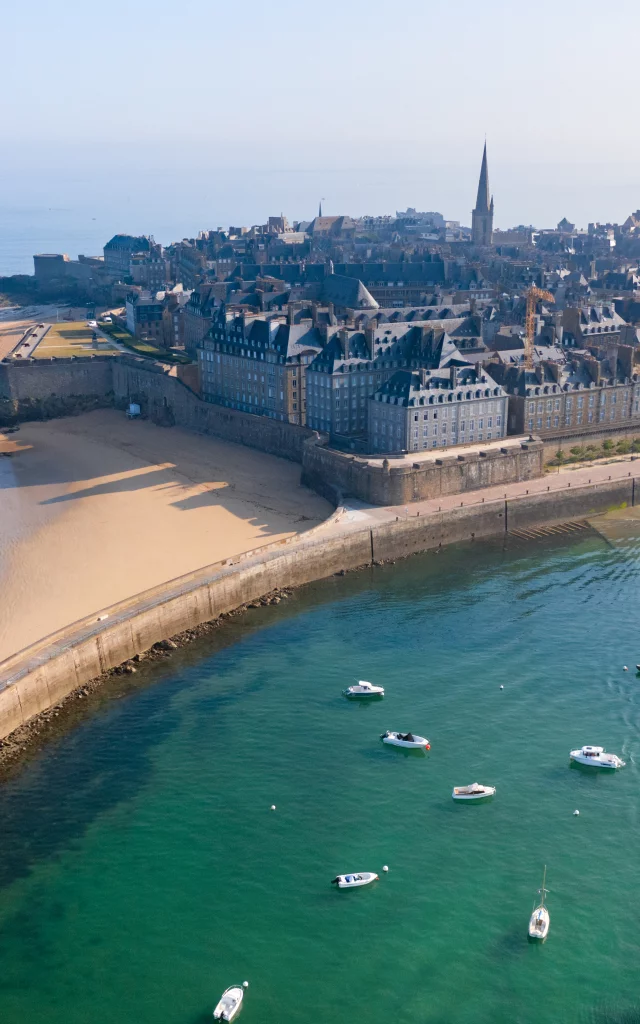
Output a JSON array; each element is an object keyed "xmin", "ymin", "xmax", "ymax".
[{"xmin": 524, "ymin": 286, "xmax": 555, "ymax": 371}]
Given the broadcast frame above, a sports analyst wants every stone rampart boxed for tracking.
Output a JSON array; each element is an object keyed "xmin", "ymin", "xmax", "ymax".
[
  {"xmin": 302, "ymin": 436, "xmax": 544, "ymax": 506},
  {"xmin": 112, "ymin": 358, "xmax": 314, "ymax": 462},
  {"xmin": 0, "ymin": 476, "xmax": 633, "ymax": 743},
  {"xmin": 0, "ymin": 357, "xmax": 114, "ymax": 425}
]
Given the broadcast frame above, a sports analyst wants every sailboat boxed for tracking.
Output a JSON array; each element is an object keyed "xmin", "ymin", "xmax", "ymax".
[{"xmin": 528, "ymin": 865, "xmax": 550, "ymax": 942}]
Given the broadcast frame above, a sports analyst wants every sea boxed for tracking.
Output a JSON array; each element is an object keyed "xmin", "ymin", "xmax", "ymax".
[{"xmin": 1, "ymin": 524, "xmax": 640, "ymax": 1024}]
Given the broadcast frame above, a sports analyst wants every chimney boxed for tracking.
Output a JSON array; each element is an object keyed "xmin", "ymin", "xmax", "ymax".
[
  {"xmin": 365, "ymin": 325, "xmax": 375, "ymax": 360},
  {"xmin": 287, "ymin": 303, "xmax": 295, "ymax": 325},
  {"xmin": 470, "ymin": 297, "xmax": 477, "ymax": 314},
  {"xmin": 450, "ymin": 364, "xmax": 459, "ymax": 388},
  {"xmin": 328, "ymin": 302, "xmax": 336, "ymax": 325},
  {"xmin": 553, "ymin": 312, "xmax": 564, "ymax": 346},
  {"xmin": 311, "ymin": 301, "xmax": 319, "ymax": 326},
  {"xmin": 419, "ymin": 367, "xmax": 428, "ymax": 387},
  {"xmin": 339, "ymin": 327, "xmax": 349, "ymax": 359}
]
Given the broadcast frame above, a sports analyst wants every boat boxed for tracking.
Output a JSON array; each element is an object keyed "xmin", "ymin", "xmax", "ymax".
[
  {"xmin": 452, "ymin": 783, "xmax": 496, "ymax": 801},
  {"xmin": 528, "ymin": 866, "xmax": 550, "ymax": 942},
  {"xmin": 569, "ymin": 745, "xmax": 625, "ymax": 769},
  {"xmin": 381, "ymin": 730, "xmax": 430, "ymax": 750},
  {"xmin": 331, "ymin": 872, "xmax": 379, "ymax": 889},
  {"xmin": 344, "ymin": 680, "xmax": 384, "ymax": 698},
  {"xmin": 213, "ymin": 984, "xmax": 245, "ymax": 1021}
]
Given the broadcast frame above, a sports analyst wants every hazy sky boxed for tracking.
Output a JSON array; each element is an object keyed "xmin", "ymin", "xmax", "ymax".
[{"xmin": 3, "ymin": 0, "xmax": 640, "ymax": 233}]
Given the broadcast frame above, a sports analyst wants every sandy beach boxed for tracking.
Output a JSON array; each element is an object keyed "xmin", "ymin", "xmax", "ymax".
[{"xmin": 0, "ymin": 410, "xmax": 330, "ymax": 661}]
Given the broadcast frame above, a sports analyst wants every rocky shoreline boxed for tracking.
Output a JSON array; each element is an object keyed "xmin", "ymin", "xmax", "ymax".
[{"xmin": 0, "ymin": 586, "xmax": 297, "ymax": 777}]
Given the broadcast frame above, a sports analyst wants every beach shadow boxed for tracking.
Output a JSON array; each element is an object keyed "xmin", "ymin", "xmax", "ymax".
[{"xmin": 39, "ymin": 467, "xmax": 185, "ymax": 504}]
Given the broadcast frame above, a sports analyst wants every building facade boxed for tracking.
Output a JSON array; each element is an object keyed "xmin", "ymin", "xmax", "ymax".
[
  {"xmin": 305, "ymin": 319, "xmax": 480, "ymax": 437},
  {"xmin": 199, "ymin": 309, "xmax": 323, "ymax": 424},
  {"xmin": 368, "ymin": 366, "xmax": 507, "ymax": 454}
]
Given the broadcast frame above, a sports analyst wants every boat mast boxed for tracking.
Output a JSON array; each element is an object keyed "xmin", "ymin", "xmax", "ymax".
[{"xmin": 540, "ymin": 865, "xmax": 547, "ymax": 908}]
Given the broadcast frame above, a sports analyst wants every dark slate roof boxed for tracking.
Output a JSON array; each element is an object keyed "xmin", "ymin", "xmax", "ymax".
[
  {"xmin": 373, "ymin": 365, "xmax": 504, "ymax": 406},
  {"xmin": 105, "ymin": 234, "xmax": 150, "ymax": 251},
  {"xmin": 319, "ymin": 274, "xmax": 378, "ymax": 310},
  {"xmin": 308, "ymin": 324, "xmax": 468, "ymax": 376}
]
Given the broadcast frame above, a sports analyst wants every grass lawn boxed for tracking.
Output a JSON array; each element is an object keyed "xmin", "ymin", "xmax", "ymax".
[
  {"xmin": 33, "ymin": 322, "xmax": 120, "ymax": 358},
  {"xmin": 99, "ymin": 323, "xmax": 192, "ymax": 364}
]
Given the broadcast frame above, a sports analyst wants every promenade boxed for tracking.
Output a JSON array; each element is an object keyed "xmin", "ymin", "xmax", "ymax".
[{"xmin": 338, "ymin": 455, "xmax": 640, "ymax": 529}]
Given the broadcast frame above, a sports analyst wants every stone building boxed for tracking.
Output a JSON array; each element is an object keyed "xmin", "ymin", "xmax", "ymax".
[
  {"xmin": 492, "ymin": 349, "xmax": 640, "ymax": 439},
  {"xmin": 471, "ymin": 143, "xmax": 494, "ymax": 247},
  {"xmin": 368, "ymin": 365, "xmax": 507, "ymax": 454},
  {"xmin": 305, "ymin": 317, "xmax": 484, "ymax": 437},
  {"xmin": 183, "ymin": 285, "xmax": 219, "ymax": 357},
  {"xmin": 199, "ymin": 309, "xmax": 323, "ymax": 424},
  {"xmin": 104, "ymin": 235, "xmax": 151, "ymax": 278}
]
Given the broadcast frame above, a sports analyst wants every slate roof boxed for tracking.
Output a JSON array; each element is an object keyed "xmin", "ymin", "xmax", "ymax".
[
  {"xmin": 319, "ymin": 274, "xmax": 379, "ymax": 310},
  {"xmin": 372, "ymin": 365, "xmax": 504, "ymax": 407}
]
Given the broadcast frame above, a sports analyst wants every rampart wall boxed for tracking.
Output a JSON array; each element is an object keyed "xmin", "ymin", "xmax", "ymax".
[
  {"xmin": 0, "ymin": 357, "xmax": 113, "ymax": 425},
  {"xmin": 112, "ymin": 358, "xmax": 313, "ymax": 462},
  {"xmin": 0, "ymin": 476, "xmax": 632, "ymax": 743},
  {"xmin": 301, "ymin": 436, "xmax": 544, "ymax": 505}
]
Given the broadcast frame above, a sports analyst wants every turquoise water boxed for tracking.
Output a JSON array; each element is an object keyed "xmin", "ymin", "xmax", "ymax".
[{"xmin": 2, "ymin": 529, "xmax": 640, "ymax": 1024}]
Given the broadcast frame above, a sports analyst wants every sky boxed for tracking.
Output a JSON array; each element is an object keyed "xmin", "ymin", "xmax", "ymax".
[{"xmin": 2, "ymin": 0, "xmax": 640, "ymax": 241}]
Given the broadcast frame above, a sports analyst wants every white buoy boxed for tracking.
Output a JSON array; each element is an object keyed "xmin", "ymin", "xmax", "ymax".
[
  {"xmin": 270, "ymin": 805, "xmax": 276, "ymax": 811},
  {"xmin": 382, "ymin": 865, "xmax": 389, "ymax": 872},
  {"xmin": 243, "ymin": 981, "xmax": 249, "ymax": 989},
  {"xmin": 573, "ymin": 809, "xmax": 580, "ymax": 816},
  {"xmin": 499, "ymin": 685, "xmax": 504, "ymax": 690},
  {"xmin": 624, "ymin": 666, "xmax": 629, "ymax": 672}
]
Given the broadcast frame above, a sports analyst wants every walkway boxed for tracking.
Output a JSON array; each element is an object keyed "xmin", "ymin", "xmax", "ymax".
[{"xmin": 338, "ymin": 456, "xmax": 640, "ymax": 529}]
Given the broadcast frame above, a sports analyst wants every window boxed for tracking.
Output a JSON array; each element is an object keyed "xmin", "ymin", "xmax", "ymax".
[
  {"xmin": 528, "ymin": 418, "xmax": 534, "ymax": 430},
  {"xmin": 528, "ymin": 402, "xmax": 535, "ymax": 413},
  {"xmin": 537, "ymin": 417, "xmax": 542, "ymax": 429},
  {"xmin": 554, "ymin": 399, "xmax": 560, "ymax": 411},
  {"xmin": 554, "ymin": 416, "xmax": 559, "ymax": 427},
  {"xmin": 546, "ymin": 416, "xmax": 551, "ymax": 429}
]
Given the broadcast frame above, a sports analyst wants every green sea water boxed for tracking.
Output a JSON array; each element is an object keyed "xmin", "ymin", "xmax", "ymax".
[{"xmin": 2, "ymin": 525, "xmax": 640, "ymax": 1024}]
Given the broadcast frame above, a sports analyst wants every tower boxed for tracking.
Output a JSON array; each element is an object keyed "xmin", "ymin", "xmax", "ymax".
[{"xmin": 471, "ymin": 142, "xmax": 494, "ymax": 246}]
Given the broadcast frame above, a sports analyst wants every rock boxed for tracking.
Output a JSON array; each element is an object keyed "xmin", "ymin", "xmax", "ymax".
[
  {"xmin": 271, "ymin": 596, "xmax": 281, "ymax": 604},
  {"xmin": 248, "ymin": 602, "xmax": 260, "ymax": 608},
  {"xmin": 155, "ymin": 639, "xmax": 178, "ymax": 651}
]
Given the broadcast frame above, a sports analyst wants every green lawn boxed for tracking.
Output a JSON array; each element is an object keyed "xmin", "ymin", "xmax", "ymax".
[
  {"xmin": 99, "ymin": 323, "xmax": 192, "ymax": 364},
  {"xmin": 34, "ymin": 322, "xmax": 120, "ymax": 358}
]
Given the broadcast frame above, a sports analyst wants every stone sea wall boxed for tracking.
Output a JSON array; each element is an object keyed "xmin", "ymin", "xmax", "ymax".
[
  {"xmin": 302, "ymin": 436, "xmax": 544, "ymax": 505},
  {"xmin": 112, "ymin": 358, "xmax": 314, "ymax": 462},
  {"xmin": 0, "ymin": 357, "xmax": 114, "ymax": 425},
  {"xmin": 0, "ymin": 476, "xmax": 633, "ymax": 743}
]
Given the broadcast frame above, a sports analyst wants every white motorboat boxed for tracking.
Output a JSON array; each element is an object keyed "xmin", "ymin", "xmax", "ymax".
[
  {"xmin": 528, "ymin": 866, "xmax": 550, "ymax": 942},
  {"xmin": 213, "ymin": 984, "xmax": 246, "ymax": 1021},
  {"xmin": 452, "ymin": 783, "xmax": 496, "ymax": 802},
  {"xmin": 381, "ymin": 730, "xmax": 430, "ymax": 750},
  {"xmin": 344, "ymin": 680, "xmax": 384, "ymax": 698},
  {"xmin": 569, "ymin": 745, "xmax": 625, "ymax": 769},
  {"xmin": 331, "ymin": 872, "xmax": 379, "ymax": 889}
]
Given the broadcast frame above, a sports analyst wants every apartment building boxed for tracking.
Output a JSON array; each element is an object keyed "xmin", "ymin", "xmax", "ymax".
[
  {"xmin": 368, "ymin": 365, "xmax": 507, "ymax": 454},
  {"xmin": 199, "ymin": 309, "xmax": 323, "ymax": 424}
]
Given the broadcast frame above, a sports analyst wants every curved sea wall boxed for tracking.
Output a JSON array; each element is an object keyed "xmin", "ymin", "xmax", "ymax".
[{"xmin": 0, "ymin": 476, "xmax": 635, "ymax": 742}]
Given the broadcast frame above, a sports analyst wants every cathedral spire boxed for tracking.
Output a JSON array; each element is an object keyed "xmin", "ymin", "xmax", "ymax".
[
  {"xmin": 472, "ymin": 142, "xmax": 494, "ymax": 246},
  {"xmin": 475, "ymin": 142, "xmax": 491, "ymax": 213}
]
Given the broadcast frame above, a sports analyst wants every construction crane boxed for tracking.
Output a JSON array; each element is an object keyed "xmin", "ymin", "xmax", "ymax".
[{"xmin": 525, "ymin": 286, "xmax": 555, "ymax": 371}]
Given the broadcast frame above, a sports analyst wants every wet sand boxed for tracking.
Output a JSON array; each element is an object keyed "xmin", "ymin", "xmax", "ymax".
[{"xmin": 0, "ymin": 410, "xmax": 330, "ymax": 661}]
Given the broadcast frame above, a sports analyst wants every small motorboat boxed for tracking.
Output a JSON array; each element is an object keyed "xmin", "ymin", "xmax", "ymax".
[
  {"xmin": 452, "ymin": 783, "xmax": 496, "ymax": 802},
  {"xmin": 213, "ymin": 984, "xmax": 246, "ymax": 1021},
  {"xmin": 528, "ymin": 866, "xmax": 550, "ymax": 942},
  {"xmin": 381, "ymin": 730, "xmax": 430, "ymax": 750},
  {"xmin": 331, "ymin": 872, "xmax": 379, "ymax": 889},
  {"xmin": 344, "ymin": 680, "xmax": 384, "ymax": 698},
  {"xmin": 569, "ymin": 745, "xmax": 625, "ymax": 769}
]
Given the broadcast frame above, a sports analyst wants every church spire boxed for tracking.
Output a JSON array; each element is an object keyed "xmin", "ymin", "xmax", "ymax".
[
  {"xmin": 475, "ymin": 142, "xmax": 491, "ymax": 213},
  {"xmin": 472, "ymin": 142, "xmax": 494, "ymax": 246}
]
